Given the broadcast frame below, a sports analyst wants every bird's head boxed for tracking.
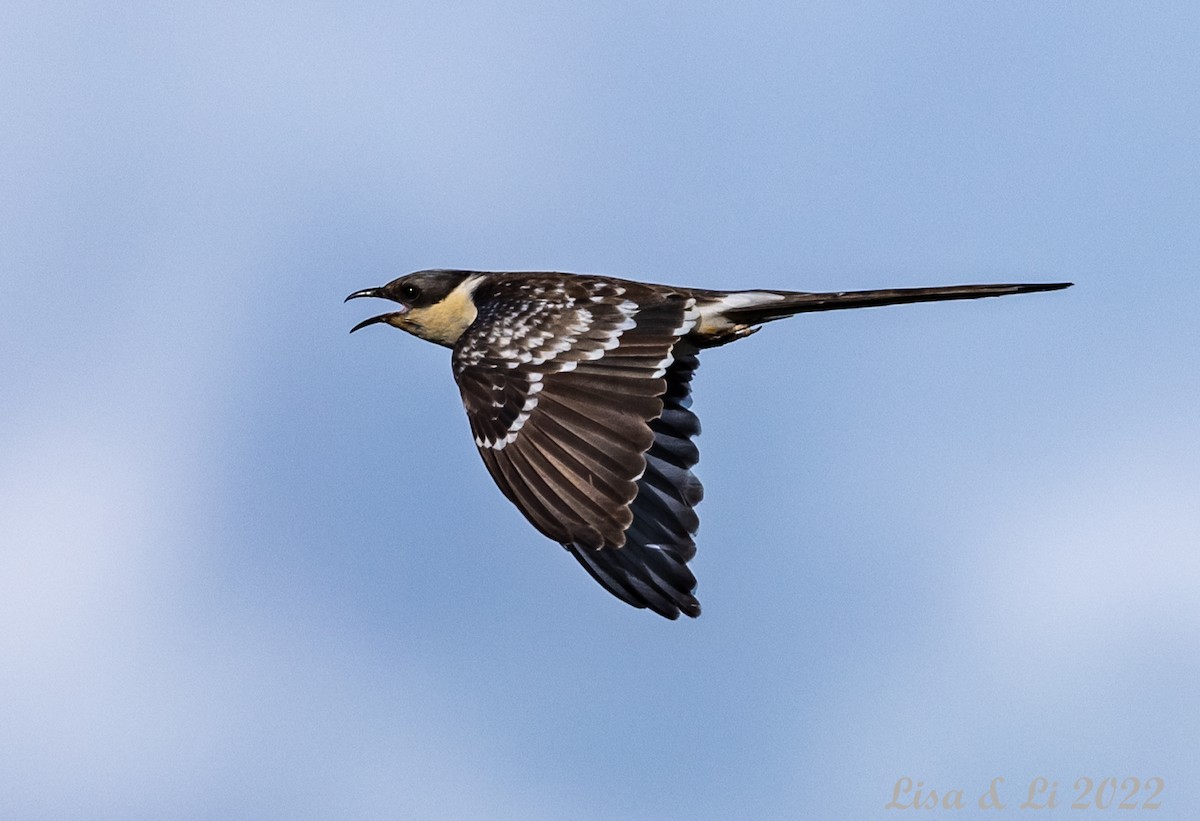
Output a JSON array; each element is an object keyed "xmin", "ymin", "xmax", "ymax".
[{"xmin": 346, "ymin": 269, "xmax": 486, "ymax": 347}]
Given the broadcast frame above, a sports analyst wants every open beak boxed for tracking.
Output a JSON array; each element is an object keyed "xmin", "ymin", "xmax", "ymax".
[{"xmin": 346, "ymin": 287, "xmax": 408, "ymax": 333}]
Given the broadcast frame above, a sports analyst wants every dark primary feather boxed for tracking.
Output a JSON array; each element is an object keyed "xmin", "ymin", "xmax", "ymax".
[{"xmin": 566, "ymin": 350, "xmax": 703, "ymax": 619}]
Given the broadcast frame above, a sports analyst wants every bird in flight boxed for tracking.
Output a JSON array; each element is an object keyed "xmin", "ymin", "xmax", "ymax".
[{"xmin": 347, "ymin": 270, "xmax": 1070, "ymax": 619}]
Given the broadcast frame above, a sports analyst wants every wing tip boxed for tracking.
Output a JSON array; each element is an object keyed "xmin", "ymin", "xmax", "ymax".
[
  {"xmin": 566, "ymin": 542, "xmax": 701, "ymax": 620},
  {"xmin": 677, "ymin": 596, "xmax": 702, "ymax": 619}
]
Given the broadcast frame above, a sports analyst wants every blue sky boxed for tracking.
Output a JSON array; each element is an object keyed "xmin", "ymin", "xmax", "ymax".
[{"xmin": 2, "ymin": 2, "xmax": 1197, "ymax": 818}]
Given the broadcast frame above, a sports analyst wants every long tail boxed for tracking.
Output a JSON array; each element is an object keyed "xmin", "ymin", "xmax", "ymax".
[{"xmin": 720, "ymin": 281, "xmax": 1072, "ymax": 325}]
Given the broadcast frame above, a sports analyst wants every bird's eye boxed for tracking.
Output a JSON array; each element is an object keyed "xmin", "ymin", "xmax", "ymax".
[{"xmin": 399, "ymin": 284, "xmax": 421, "ymax": 302}]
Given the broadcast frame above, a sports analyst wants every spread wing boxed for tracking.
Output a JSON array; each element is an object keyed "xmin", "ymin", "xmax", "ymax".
[{"xmin": 453, "ymin": 276, "xmax": 704, "ymax": 618}]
